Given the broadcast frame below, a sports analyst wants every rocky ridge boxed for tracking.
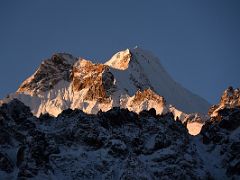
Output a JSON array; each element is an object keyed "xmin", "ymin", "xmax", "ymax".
[
  {"xmin": 0, "ymin": 86, "xmax": 239, "ymax": 179},
  {"xmin": 0, "ymin": 99, "xmax": 207, "ymax": 179}
]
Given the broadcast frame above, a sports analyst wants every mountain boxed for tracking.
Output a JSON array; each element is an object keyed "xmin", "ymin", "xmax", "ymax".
[
  {"xmin": 1, "ymin": 47, "xmax": 210, "ymax": 120},
  {"xmin": 0, "ymin": 87, "xmax": 239, "ymax": 179}
]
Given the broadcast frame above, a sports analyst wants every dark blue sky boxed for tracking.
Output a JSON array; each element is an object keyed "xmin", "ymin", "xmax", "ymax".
[{"xmin": 0, "ymin": 0, "xmax": 240, "ymax": 104}]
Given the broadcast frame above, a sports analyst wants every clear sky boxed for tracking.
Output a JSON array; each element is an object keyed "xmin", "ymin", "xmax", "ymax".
[{"xmin": 0, "ymin": 0, "xmax": 240, "ymax": 104}]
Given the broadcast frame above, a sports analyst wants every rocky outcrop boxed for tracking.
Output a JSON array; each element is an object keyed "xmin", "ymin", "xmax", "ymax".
[
  {"xmin": 121, "ymin": 88, "xmax": 168, "ymax": 115},
  {"xmin": 209, "ymin": 86, "xmax": 240, "ymax": 117},
  {"xmin": 132, "ymin": 88, "xmax": 165, "ymax": 105},
  {"xmin": 220, "ymin": 87, "xmax": 240, "ymax": 108},
  {"xmin": 72, "ymin": 59, "xmax": 115, "ymax": 101}
]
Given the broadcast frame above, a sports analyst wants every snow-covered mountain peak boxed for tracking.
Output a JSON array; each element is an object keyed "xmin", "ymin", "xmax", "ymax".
[
  {"xmin": 108, "ymin": 48, "xmax": 210, "ymax": 113},
  {"xmin": 105, "ymin": 49, "xmax": 131, "ymax": 70},
  {"xmin": 2, "ymin": 48, "xmax": 210, "ymax": 120},
  {"xmin": 105, "ymin": 47, "xmax": 163, "ymax": 71}
]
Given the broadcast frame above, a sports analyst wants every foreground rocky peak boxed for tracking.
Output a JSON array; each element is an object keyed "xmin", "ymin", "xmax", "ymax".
[
  {"xmin": 0, "ymin": 99, "xmax": 207, "ymax": 179},
  {"xmin": 0, "ymin": 97, "xmax": 239, "ymax": 179}
]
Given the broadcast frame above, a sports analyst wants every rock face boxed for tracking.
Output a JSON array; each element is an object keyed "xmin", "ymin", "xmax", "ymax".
[
  {"xmin": 1, "ymin": 47, "xmax": 210, "ymax": 118},
  {"xmin": 18, "ymin": 53, "xmax": 77, "ymax": 95},
  {"xmin": 72, "ymin": 59, "xmax": 114, "ymax": 101}
]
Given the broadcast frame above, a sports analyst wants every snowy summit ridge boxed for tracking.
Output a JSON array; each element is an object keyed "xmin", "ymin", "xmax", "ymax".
[{"xmin": 2, "ymin": 47, "xmax": 210, "ymax": 120}]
